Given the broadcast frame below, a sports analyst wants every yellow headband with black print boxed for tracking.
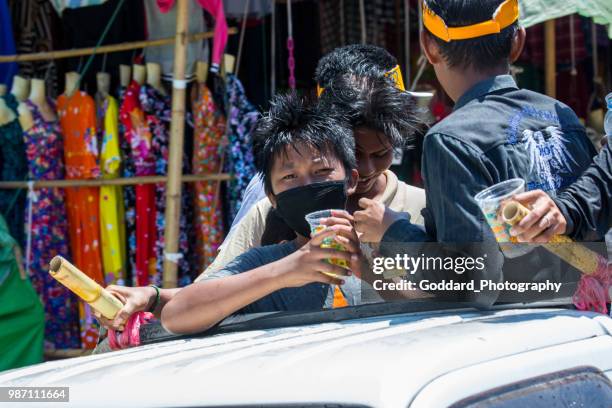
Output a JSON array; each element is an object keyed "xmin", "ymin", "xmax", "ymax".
[
  {"xmin": 316, "ymin": 64, "xmax": 406, "ymax": 97},
  {"xmin": 423, "ymin": 0, "xmax": 519, "ymax": 42}
]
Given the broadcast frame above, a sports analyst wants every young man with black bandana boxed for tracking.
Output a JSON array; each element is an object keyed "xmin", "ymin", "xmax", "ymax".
[
  {"xmin": 353, "ymin": 0, "xmax": 598, "ymax": 306},
  {"xmin": 160, "ymin": 94, "xmax": 366, "ymax": 335}
]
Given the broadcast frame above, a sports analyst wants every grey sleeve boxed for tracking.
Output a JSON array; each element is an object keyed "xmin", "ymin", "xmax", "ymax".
[
  {"xmin": 554, "ymin": 142, "xmax": 611, "ymax": 241},
  {"xmin": 380, "ymin": 133, "xmax": 503, "ymax": 307}
]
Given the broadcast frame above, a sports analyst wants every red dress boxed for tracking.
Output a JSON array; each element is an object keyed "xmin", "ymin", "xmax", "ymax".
[{"xmin": 119, "ymin": 81, "xmax": 157, "ymax": 286}]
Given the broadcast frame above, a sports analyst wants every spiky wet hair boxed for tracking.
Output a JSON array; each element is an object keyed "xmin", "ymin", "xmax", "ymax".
[
  {"xmin": 252, "ymin": 93, "xmax": 356, "ymax": 196},
  {"xmin": 319, "ymin": 72, "xmax": 424, "ymax": 149},
  {"xmin": 315, "ymin": 44, "xmax": 397, "ymax": 89}
]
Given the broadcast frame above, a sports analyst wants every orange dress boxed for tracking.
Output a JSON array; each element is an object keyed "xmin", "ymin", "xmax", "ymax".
[{"xmin": 57, "ymin": 90, "xmax": 103, "ymax": 349}]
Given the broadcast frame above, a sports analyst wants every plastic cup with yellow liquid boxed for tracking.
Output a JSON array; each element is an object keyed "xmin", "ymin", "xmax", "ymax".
[
  {"xmin": 474, "ymin": 178, "xmax": 533, "ymax": 258},
  {"xmin": 305, "ymin": 209, "xmax": 350, "ymax": 279}
]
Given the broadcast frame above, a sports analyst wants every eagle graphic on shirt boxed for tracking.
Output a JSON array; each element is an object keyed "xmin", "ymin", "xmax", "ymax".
[{"xmin": 521, "ymin": 126, "xmax": 578, "ymax": 195}]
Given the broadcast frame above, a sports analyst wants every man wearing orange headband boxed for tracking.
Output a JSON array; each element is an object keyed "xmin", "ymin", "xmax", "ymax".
[{"xmin": 354, "ymin": 0, "xmax": 599, "ymax": 307}]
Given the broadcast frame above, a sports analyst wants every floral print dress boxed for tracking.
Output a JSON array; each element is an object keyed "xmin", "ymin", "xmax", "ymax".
[
  {"xmin": 223, "ymin": 74, "xmax": 259, "ymax": 224},
  {"xmin": 22, "ymin": 99, "xmax": 81, "ymax": 350},
  {"xmin": 191, "ymin": 83, "xmax": 225, "ymax": 271},
  {"xmin": 119, "ymin": 81, "xmax": 156, "ymax": 287},
  {"xmin": 139, "ymin": 84, "xmax": 191, "ymax": 286},
  {"xmin": 118, "ymin": 86, "xmax": 137, "ymax": 286}
]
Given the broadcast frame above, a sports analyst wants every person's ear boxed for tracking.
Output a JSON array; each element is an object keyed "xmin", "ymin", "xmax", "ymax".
[
  {"xmin": 346, "ymin": 169, "xmax": 359, "ymax": 196},
  {"xmin": 267, "ymin": 193, "xmax": 277, "ymax": 208},
  {"xmin": 509, "ymin": 27, "xmax": 526, "ymax": 63},
  {"xmin": 420, "ymin": 30, "xmax": 443, "ymax": 66}
]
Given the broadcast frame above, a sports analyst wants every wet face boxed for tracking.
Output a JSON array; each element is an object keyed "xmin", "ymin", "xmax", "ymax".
[{"xmin": 354, "ymin": 127, "xmax": 394, "ymax": 194}]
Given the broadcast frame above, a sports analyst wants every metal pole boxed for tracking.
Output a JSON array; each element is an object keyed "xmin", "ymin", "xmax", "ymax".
[{"xmin": 162, "ymin": 0, "xmax": 189, "ymax": 288}]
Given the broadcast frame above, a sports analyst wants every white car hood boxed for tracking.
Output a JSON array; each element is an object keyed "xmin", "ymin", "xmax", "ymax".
[{"xmin": 1, "ymin": 308, "xmax": 611, "ymax": 408}]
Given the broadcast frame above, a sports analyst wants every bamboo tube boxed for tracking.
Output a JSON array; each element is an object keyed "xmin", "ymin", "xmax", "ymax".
[
  {"xmin": 0, "ymin": 29, "xmax": 238, "ymax": 64},
  {"xmin": 163, "ymin": 0, "xmax": 189, "ymax": 289},
  {"xmin": 49, "ymin": 256, "xmax": 123, "ymax": 320},
  {"xmin": 545, "ymin": 20, "xmax": 556, "ymax": 98},
  {"xmin": 501, "ymin": 201, "xmax": 602, "ymax": 275},
  {"xmin": 0, "ymin": 174, "xmax": 231, "ymax": 190}
]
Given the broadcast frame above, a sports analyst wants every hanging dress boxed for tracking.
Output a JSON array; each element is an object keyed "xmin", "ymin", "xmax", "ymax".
[
  {"xmin": 98, "ymin": 95, "xmax": 126, "ymax": 285},
  {"xmin": 139, "ymin": 84, "xmax": 191, "ymax": 285},
  {"xmin": 191, "ymin": 82, "xmax": 225, "ymax": 271},
  {"xmin": 223, "ymin": 73, "xmax": 259, "ymax": 224},
  {"xmin": 0, "ymin": 93, "xmax": 27, "ymax": 248},
  {"xmin": 118, "ymin": 85, "xmax": 137, "ymax": 286},
  {"xmin": 56, "ymin": 90, "xmax": 102, "ymax": 349},
  {"xmin": 22, "ymin": 99, "xmax": 80, "ymax": 350},
  {"xmin": 119, "ymin": 81, "xmax": 156, "ymax": 287}
]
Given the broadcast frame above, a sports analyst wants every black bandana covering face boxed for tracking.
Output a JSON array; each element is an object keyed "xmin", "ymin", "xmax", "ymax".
[{"xmin": 274, "ymin": 180, "xmax": 348, "ymax": 238}]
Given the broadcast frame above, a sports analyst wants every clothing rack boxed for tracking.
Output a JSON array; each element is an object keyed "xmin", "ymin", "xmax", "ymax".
[
  {"xmin": 2, "ymin": 0, "xmax": 239, "ymax": 289},
  {"xmin": 0, "ymin": 28, "xmax": 238, "ymax": 63},
  {"xmin": 0, "ymin": 174, "xmax": 231, "ymax": 190}
]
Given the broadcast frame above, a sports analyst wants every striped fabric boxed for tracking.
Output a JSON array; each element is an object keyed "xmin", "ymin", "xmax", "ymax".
[{"xmin": 9, "ymin": 0, "xmax": 59, "ymax": 97}]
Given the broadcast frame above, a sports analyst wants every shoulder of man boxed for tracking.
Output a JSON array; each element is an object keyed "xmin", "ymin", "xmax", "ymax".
[
  {"xmin": 427, "ymin": 88, "xmax": 587, "ymax": 154},
  {"xmin": 390, "ymin": 177, "xmax": 426, "ymax": 226}
]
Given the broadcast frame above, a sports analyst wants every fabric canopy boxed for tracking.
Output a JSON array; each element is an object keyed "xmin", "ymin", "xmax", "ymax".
[{"xmin": 519, "ymin": 0, "xmax": 612, "ymax": 38}]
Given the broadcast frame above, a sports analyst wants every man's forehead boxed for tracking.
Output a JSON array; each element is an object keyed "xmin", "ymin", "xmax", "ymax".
[{"xmin": 275, "ymin": 144, "xmax": 330, "ymax": 168}]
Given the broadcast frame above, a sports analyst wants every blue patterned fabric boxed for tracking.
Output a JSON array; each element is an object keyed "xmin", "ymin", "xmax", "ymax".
[{"xmin": 223, "ymin": 74, "xmax": 259, "ymax": 224}]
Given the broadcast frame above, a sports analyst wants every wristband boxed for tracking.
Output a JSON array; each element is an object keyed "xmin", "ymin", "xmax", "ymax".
[{"xmin": 148, "ymin": 285, "xmax": 161, "ymax": 313}]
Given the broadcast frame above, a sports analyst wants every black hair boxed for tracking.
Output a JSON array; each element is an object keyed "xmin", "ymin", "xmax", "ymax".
[
  {"xmin": 314, "ymin": 44, "xmax": 398, "ymax": 88},
  {"xmin": 320, "ymin": 73, "xmax": 425, "ymax": 149},
  {"xmin": 424, "ymin": 0, "xmax": 519, "ymax": 72},
  {"xmin": 252, "ymin": 93, "xmax": 356, "ymax": 196}
]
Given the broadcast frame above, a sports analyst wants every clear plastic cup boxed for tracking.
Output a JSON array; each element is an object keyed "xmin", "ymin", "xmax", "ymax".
[
  {"xmin": 474, "ymin": 178, "xmax": 532, "ymax": 258},
  {"xmin": 305, "ymin": 209, "xmax": 350, "ymax": 277}
]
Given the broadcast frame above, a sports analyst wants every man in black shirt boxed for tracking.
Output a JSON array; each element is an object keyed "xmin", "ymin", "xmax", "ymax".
[
  {"xmin": 353, "ymin": 0, "xmax": 597, "ymax": 306},
  {"xmin": 511, "ymin": 141, "xmax": 611, "ymax": 242}
]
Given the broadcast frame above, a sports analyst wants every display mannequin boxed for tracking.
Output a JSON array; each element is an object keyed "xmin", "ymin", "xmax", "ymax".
[
  {"xmin": 133, "ymin": 64, "xmax": 146, "ymax": 85},
  {"xmin": 119, "ymin": 65, "xmax": 131, "ymax": 88},
  {"xmin": 146, "ymin": 62, "xmax": 166, "ymax": 95},
  {"xmin": 11, "ymin": 75, "xmax": 30, "ymax": 102}
]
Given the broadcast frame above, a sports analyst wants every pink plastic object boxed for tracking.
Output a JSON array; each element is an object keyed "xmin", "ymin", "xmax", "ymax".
[
  {"xmin": 572, "ymin": 257, "xmax": 611, "ymax": 315},
  {"xmin": 108, "ymin": 311, "xmax": 155, "ymax": 350}
]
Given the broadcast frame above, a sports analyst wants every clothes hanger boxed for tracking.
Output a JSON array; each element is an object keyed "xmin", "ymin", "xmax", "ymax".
[
  {"xmin": 0, "ymin": 96, "xmax": 16, "ymax": 126},
  {"xmin": 11, "ymin": 76, "xmax": 30, "ymax": 103},
  {"xmin": 65, "ymin": 71, "xmax": 81, "ymax": 96},
  {"xmin": 196, "ymin": 61, "xmax": 209, "ymax": 84},
  {"xmin": 119, "ymin": 64, "xmax": 132, "ymax": 88},
  {"xmin": 30, "ymin": 78, "xmax": 57, "ymax": 122},
  {"xmin": 146, "ymin": 62, "xmax": 166, "ymax": 95},
  {"xmin": 132, "ymin": 64, "xmax": 146, "ymax": 86}
]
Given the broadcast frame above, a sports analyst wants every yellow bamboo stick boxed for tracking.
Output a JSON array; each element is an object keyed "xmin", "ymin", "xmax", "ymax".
[
  {"xmin": 501, "ymin": 201, "xmax": 601, "ymax": 275},
  {"xmin": 0, "ymin": 29, "xmax": 237, "ymax": 63},
  {"xmin": 0, "ymin": 174, "xmax": 231, "ymax": 189},
  {"xmin": 49, "ymin": 256, "xmax": 123, "ymax": 320}
]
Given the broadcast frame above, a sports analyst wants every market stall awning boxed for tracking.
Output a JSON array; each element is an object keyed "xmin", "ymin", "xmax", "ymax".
[{"xmin": 519, "ymin": 0, "xmax": 612, "ymax": 38}]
